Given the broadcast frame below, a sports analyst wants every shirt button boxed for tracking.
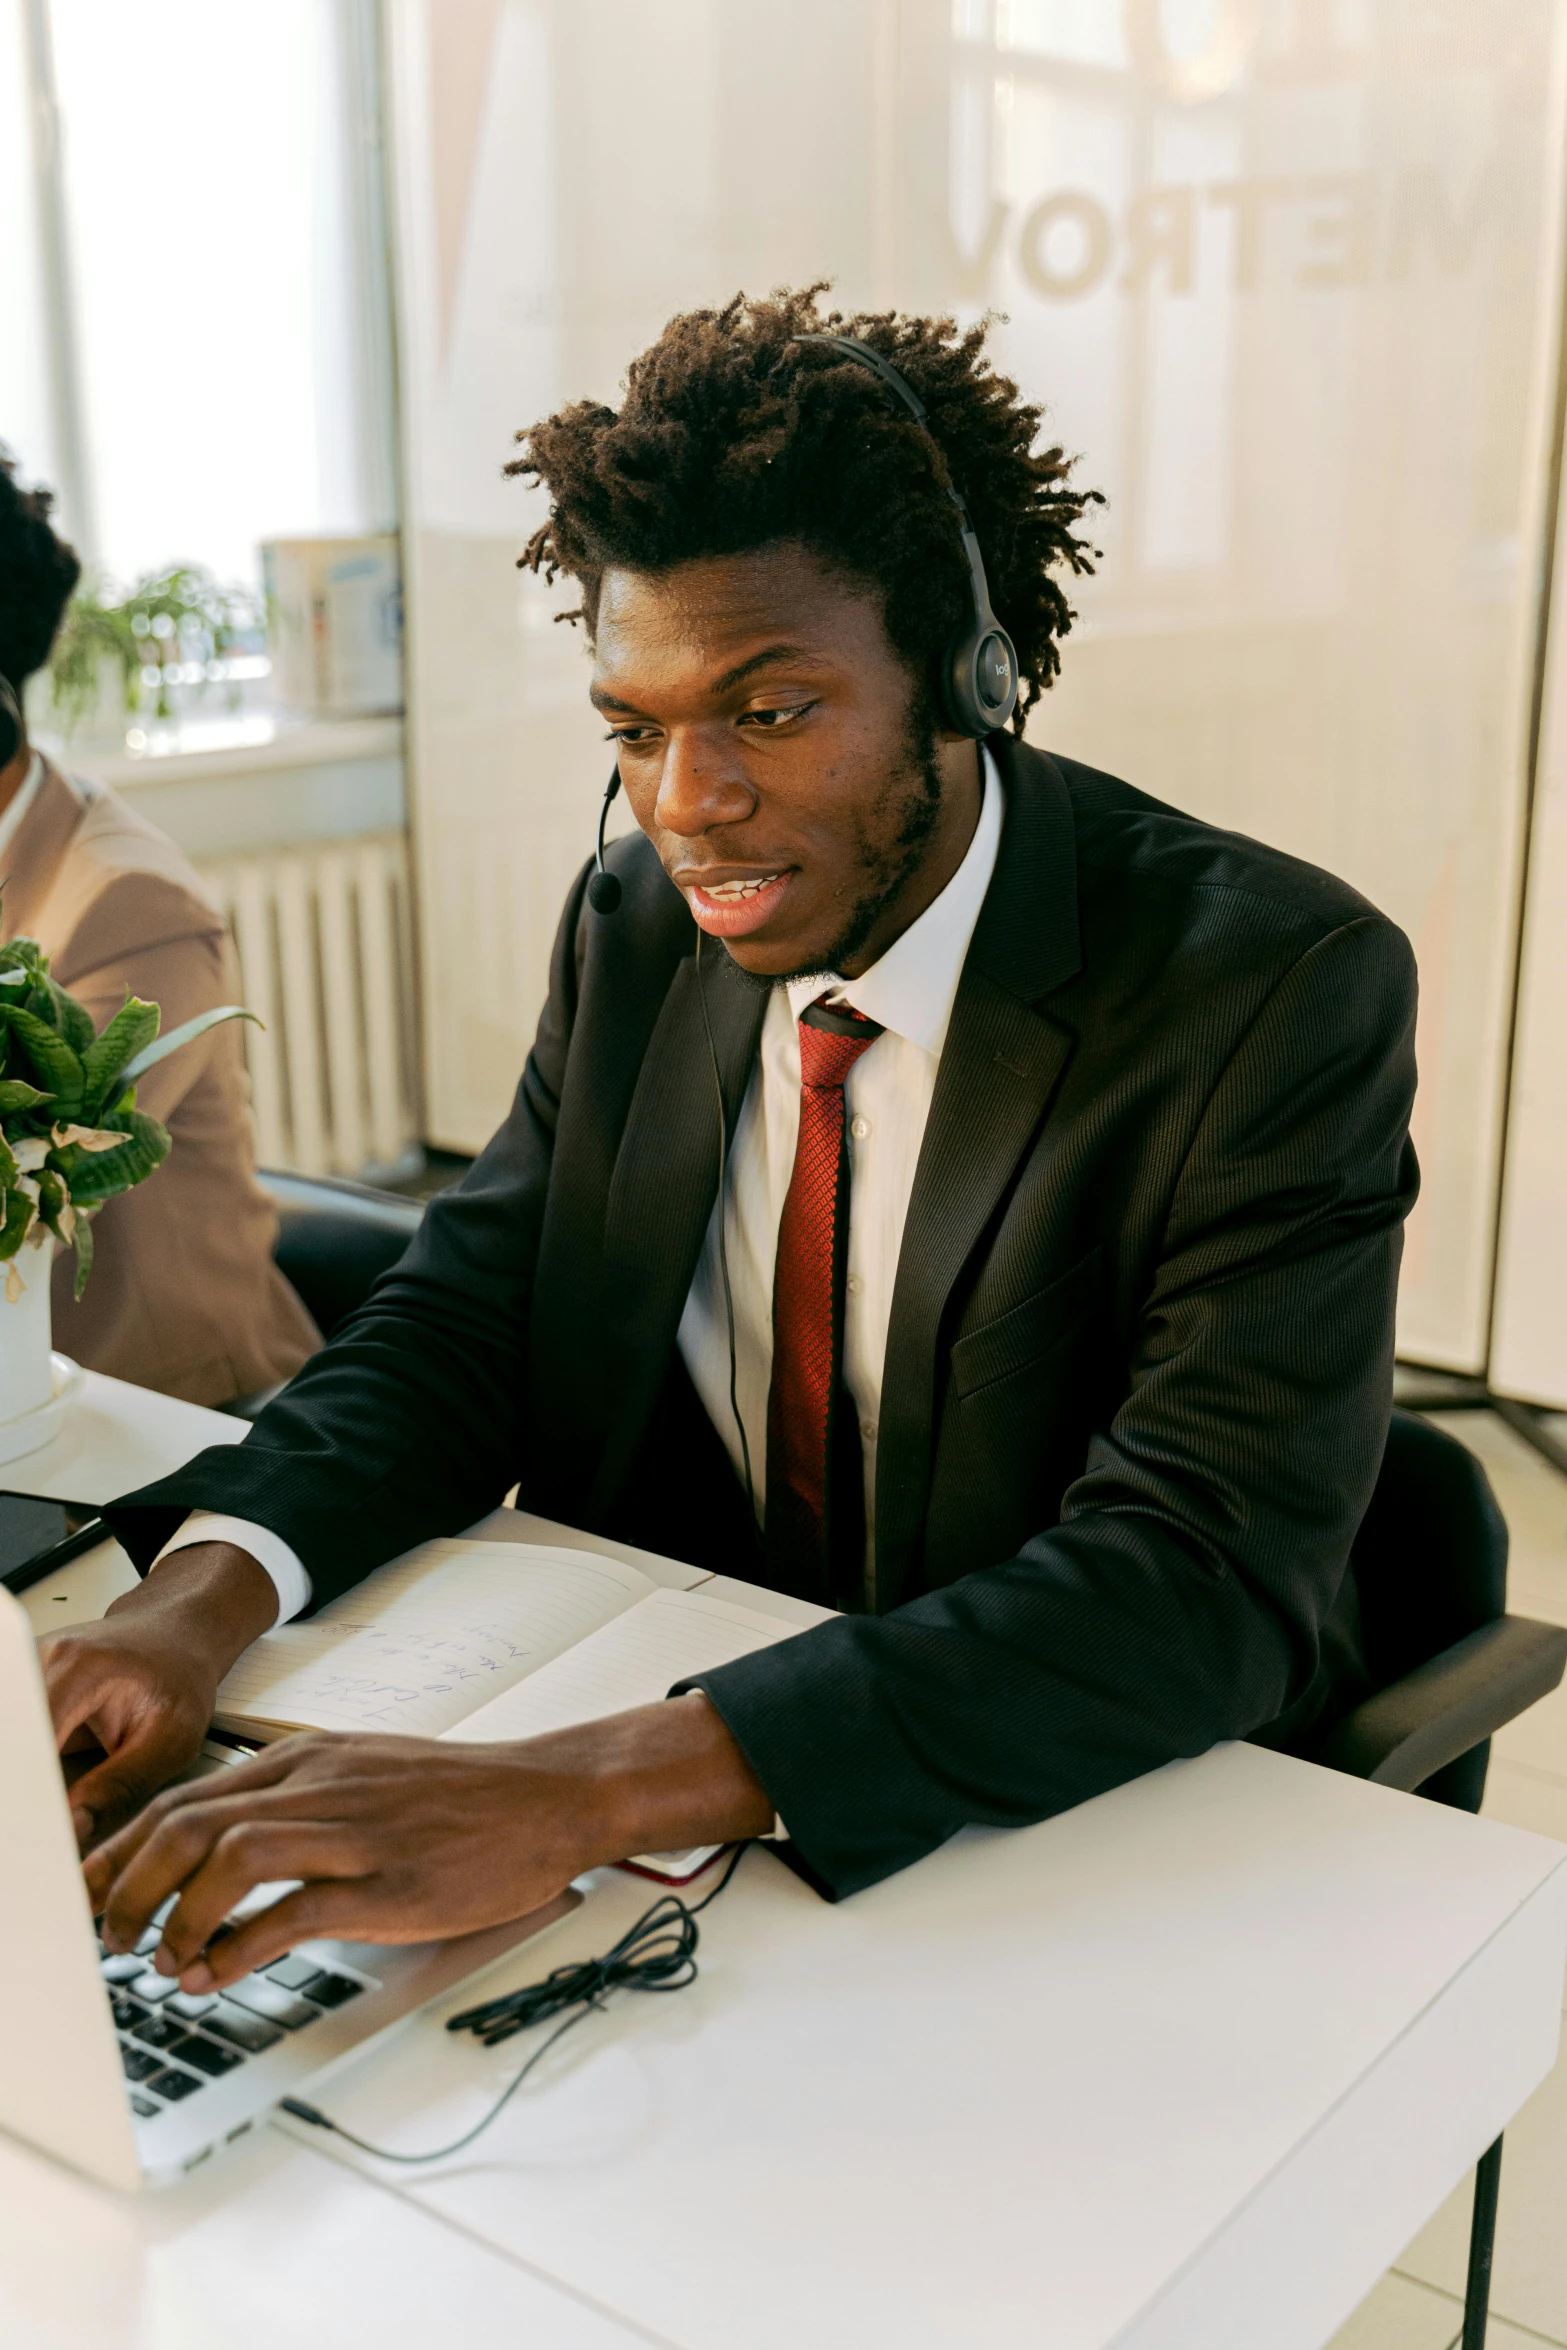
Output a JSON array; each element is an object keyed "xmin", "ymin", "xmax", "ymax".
[
  {"xmin": 860, "ymin": 1418, "xmax": 877, "ymax": 1442},
  {"xmin": 850, "ymin": 1115, "xmax": 871, "ymax": 1140},
  {"xmin": 846, "ymin": 1274, "xmax": 864, "ymax": 1296}
]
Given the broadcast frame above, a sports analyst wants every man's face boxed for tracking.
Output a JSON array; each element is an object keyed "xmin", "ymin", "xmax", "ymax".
[{"xmin": 590, "ymin": 542, "xmax": 982, "ymax": 980}]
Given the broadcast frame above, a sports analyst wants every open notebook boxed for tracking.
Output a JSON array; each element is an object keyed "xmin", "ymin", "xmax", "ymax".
[{"xmin": 212, "ymin": 1537, "xmax": 827, "ymax": 1877}]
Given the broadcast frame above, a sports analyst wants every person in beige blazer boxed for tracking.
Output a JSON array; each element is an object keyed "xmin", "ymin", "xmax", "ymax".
[
  {"xmin": 0, "ymin": 754, "xmax": 321, "ymax": 1404},
  {"xmin": 0, "ymin": 453, "xmax": 318, "ymax": 1404}
]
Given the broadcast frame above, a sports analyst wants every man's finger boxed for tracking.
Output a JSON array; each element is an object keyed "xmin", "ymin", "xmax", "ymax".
[
  {"xmin": 195, "ymin": 1880, "xmax": 392, "ymax": 1987},
  {"xmin": 152, "ymin": 1821, "xmax": 369, "ymax": 1980},
  {"xmin": 67, "ymin": 1719, "xmax": 205, "ymax": 1851},
  {"xmin": 176, "ymin": 1877, "xmax": 403, "ymax": 1989},
  {"xmin": 94, "ymin": 1784, "xmax": 348, "ymax": 1951},
  {"xmin": 84, "ymin": 1739, "xmax": 336, "ymax": 1902}
]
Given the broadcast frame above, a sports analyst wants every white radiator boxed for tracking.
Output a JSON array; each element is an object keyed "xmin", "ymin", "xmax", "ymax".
[{"xmin": 196, "ymin": 831, "xmax": 421, "ymax": 1180}]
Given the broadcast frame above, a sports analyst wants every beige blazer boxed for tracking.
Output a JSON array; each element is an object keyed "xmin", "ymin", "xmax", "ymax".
[{"xmin": 1, "ymin": 758, "xmax": 320, "ymax": 1405}]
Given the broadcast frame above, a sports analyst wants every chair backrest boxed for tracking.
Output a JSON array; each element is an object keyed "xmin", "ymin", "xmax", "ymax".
[
  {"xmin": 257, "ymin": 1170, "xmax": 423, "ymax": 1341},
  {"xmin": 1350, "ymin": 1408, "xmax": 1509, "ymax": 1695}
]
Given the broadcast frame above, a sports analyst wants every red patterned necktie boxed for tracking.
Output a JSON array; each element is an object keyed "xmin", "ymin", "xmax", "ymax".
[{"xmin": 765, "ymin": 997, "xmax": 883, "ymax": 1600}]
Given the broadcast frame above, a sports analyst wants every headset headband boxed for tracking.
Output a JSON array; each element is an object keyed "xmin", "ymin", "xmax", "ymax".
[{"xmin": 788, "ymin": 332, "xmax": 1019, "ymax": 737}]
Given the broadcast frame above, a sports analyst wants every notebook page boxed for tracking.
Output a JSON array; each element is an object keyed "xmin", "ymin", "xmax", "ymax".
[
  {"xmin": 442, "ymin": 1585, "xmax": 812, "ymax": 1746},
  {"xmin": 213, "ymin": 1541, "xmax": 656, "ymax": 1739}
]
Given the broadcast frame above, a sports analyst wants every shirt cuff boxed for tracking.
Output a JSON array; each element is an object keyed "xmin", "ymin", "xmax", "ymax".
[{"xmin": 151, "ymin": 1511, "xmax": 312, "ymax": 1627}]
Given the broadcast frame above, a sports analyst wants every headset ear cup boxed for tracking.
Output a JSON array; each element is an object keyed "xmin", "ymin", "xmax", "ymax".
[{"xmin": 944, "ymin": 625, "xmax": 1018, "ymax": 738}]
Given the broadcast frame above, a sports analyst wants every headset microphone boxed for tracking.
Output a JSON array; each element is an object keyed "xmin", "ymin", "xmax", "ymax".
[
  {"xmin": 587, "ymin": 768, "xmax": 623, "ymax": 913},
  {"xmin": 0, "ymin": 674, "xmax": 22, "ymax": 773}
]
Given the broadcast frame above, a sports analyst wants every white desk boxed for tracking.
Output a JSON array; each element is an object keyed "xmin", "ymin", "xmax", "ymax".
[{"xmin": 5, "ymin": 1373, "xmax": 1566, "ymax": 2350}]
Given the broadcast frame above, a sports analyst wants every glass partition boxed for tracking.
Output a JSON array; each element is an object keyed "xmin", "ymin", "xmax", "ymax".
[{"xmin": 387, "ymin": 0, "xmax": 1567, "ymax": 1368}]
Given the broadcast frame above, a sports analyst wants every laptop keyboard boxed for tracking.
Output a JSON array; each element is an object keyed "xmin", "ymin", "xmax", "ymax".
[{"xmin": 100, "ymin": 1929, "xmax": 365, "ymax": 2119}]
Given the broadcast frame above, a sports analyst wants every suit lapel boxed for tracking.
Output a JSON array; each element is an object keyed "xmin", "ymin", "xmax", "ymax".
[
  {"xmin": 591, "ymin": 944, "xmax": 768, "ymax": 1513},
  {"xmin": 873, "ymin": 739, "xmax": 1083, "ymax": 1607}
]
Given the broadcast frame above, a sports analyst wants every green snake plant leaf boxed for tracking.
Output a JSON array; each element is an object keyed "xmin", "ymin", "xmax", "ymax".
[
  {"xmin": 118, "ymin": 1003, "xmax": 260, "ymax": 1086},
  {"xmin": 71, "ymin": 1208, "xmax": 93, "ymax": 1300},
  {"xmin": 0, "ymin": 1131, "xmax": 15, "ymax": 1190},
  {"xmin": 0, "ymin": 1079, "xmax": 52, "ymax": 1115},
  {"xmin": 54, "ymin": 1107, "xmax": 171, "ymax": 1204},
  {"xmin": 42, "ymin": 975, "xmax": 94, "ymax": 1056},
  {"xmin": 0, "ymin": 1003, "xmax": 85, "ymax": 1120},
  {"xmin": 36, "ymin": 1165, "xmax": 73, "ymax": 1246},
  {"xmin": 80, "ymin": 997, "xmax": 161, "ymax": 1117},
  {"xmin": 0, "ymin": 1183, "xmax": 34, "ymax": 1261}
]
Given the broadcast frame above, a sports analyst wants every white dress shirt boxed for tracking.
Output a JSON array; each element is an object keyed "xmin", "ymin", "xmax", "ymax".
[
  {"xmin": 155, "ymin": 750, "xmax": 1003, "ymax": 1622},
  {"xmin": 678, "ymin": 748, "xmax": 1002, "ymax": 1576}
]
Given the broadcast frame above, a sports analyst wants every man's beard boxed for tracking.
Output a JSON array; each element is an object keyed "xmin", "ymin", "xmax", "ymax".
[{"xmin": 772, "ymin": 697, "xmax": 946, "ymax": 985}]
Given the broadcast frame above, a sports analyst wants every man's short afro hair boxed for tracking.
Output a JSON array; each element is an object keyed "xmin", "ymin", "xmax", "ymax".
[
  {"xmin": 0, "ymin": 447, "xmax": 80, "ymax": 689},
  {"xmin": 509, "ymin": 285, "xmax": 1102, "ymax": 734}
]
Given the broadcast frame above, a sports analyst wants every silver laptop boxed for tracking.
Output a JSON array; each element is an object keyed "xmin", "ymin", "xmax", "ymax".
[{"xmin": 0, "ymin": 1587, "xmax": 579, "ymax": 2189}]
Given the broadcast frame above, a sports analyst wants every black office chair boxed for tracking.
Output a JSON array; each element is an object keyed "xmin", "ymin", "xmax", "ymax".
[
  {"xmin": 224, "ymin": 1171, "xmax": 425, "ymax": 1419},
  {"xmin": 259, "ymin": 1168, "xmax": 424, "ymax": 1340},
  {"xmin": 1315, "ymin": 1409, "xmax": 1567, "ymax": 2350}
]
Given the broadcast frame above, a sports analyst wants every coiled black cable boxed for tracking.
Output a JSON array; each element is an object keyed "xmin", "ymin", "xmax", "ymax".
[{"xmin": 281, "ymin": 1842, "xmax": 751, "ymax": 2164}]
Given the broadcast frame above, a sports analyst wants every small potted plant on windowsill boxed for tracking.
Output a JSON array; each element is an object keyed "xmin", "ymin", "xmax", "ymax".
[{"xmin": 0, "ymin": 926, "xmax": 255, "ymax": 1454}]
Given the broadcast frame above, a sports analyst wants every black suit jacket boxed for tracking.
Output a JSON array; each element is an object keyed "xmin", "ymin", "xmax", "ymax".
[{"xmin": 110, "ymin": 737, "xmax": 1419, "ymax": 1898}]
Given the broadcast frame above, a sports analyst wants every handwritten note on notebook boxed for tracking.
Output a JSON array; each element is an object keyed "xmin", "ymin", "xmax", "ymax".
[
  {"xmin": 213, "ymin": 1541, "xmax": 658, "ymax": 1739},
  {"xmin": 443, "ymin": 1587, "xmax": 806, "ymax": 1746}
]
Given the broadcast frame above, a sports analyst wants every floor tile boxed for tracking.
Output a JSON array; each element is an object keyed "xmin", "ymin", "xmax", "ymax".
[
  {"xmin": 1423, "ymin": 1413, "xmax": 1567, "ymax": 1627},
  {"xmin": 1396, "ymin": 2037, "xmax": 1567, "ymax": 2342},
  {"xmin": 1484, "ymin": 1758, "xmax": 1567, "ymax": 1851},
  {"xmin": 1492, "ymin": 1679, "xmax": 1567, "ymax": 1778},
  {"xmin": 1324, "ymin": 2269, "xmax": 1460, "ymax": 2349}
]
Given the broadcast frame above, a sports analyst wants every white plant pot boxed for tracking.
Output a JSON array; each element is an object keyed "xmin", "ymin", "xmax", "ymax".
[{"xmin": 0, "ymin": 1232, "xmax": 55, "ymax": 1423}]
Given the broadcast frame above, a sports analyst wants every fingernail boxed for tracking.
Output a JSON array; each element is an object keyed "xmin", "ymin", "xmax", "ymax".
[{"xmin": 182, "ymin": 1961, "xmax": 214, "ymax": 1993}]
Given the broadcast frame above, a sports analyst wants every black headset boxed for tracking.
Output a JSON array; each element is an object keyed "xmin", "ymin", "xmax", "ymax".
[
  {"xmin": 0, "ymin": 674, "xmax": 22, "ymax": 772},
  {"xmin": 586, "ymin": 331, "xmax": 1018, "ymax": 917},
  {"xmin": 791, "ymin": 332, "xmax": 1019, "ymax": 739}
]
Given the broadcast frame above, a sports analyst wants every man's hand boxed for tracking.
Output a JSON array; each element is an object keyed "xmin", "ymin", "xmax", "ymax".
[
  {"xmin": 84, "ymin": 1693, "xmax": 774, "ymax": 1990},
  {"xmin": 41, "ymin": 1542, "xmax": 279, "ymax": 1849}
]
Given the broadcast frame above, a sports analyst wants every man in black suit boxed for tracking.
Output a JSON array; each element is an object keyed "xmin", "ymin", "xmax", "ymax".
[{"xmin": 51, "ymin": 292, "xmax": 1417, "ymax": 1989}]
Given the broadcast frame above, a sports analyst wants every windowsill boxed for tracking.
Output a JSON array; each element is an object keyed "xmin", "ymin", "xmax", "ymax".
[{"xmin": 39, "ymin": 713, "xmax": 404, "ymax": 789}]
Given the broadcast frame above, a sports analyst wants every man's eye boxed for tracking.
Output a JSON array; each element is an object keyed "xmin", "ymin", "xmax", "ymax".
[
  {"xmin": 740, "ymin": 703, "xmax": 813, "ymax": 729},
  {"xmin": 604, "ymin": 726, "xmax": 658, "ymax": 746}
]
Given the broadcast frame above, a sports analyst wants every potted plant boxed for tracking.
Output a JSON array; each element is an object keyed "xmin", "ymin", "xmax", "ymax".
[
  {"xmin": 0, "ymin": 926, "xmax": 255, "ymax": 1435},
  {"xmin": 46, "ymin": 565, "xmax": 263, "ymax": 736}
]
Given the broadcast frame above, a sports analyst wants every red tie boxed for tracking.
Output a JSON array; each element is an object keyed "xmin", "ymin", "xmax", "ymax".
[{"xmin": 765, "ymin": 999, "xmax": 882, "ymax": 1598}]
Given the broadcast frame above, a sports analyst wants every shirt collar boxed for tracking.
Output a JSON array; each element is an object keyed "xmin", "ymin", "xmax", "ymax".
[
  {"xmin": 0, "ymin": 751, "xmax": 44, "ymax": 872},
  {"xmin": 784, "ymin": 743, "xmax": 1004, "ymax": 1059}
]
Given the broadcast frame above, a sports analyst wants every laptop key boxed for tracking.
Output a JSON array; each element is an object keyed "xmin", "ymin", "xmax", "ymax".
[
  {"xmin": 119, "ymin": 2041, "xmax": 162, "ymax": 2083},
  {"xmin": 224, "ymin": 1977, "xmax": 320, "ymax": 2029},
  {"xmin": 131, "ymin": 2012, "xmax": 185, "ymax": 2051},
  {"xmin": 167, "ymin": 2033, "xmax": 243, "ymax": 2077},
  {"xmin": 129, "ymin": 2093, "xmax": 159, "ymax": 2118},
  {"xmin": 165, "ymin": 1990, "xmax": 219, "ymax": 2022},
  {"xmin": 128, "ymin": 1969, "xmax": 179, "ymax": 2004},
  {"xmin": 109, "ymin": 1994, "xmax": 146, "ymax": 2030},
  {"xmin": 264, "ymin": 1955, "xmax": 321, "ymax": 1991},
  {"xmin": 205, "ymin": 2003, "xmax": 283, "ymax": 2055},
  {"xmin": 100, "ymin": 1953, "xmax": 145, "ymax": 1984},
  {"xmin": 147, "ymin": 2066, "xmax": 202, "ymax": 2102},
  {"xmin": 295, "ymin": 1970, "xmax": 363, "ymax": 2010}
]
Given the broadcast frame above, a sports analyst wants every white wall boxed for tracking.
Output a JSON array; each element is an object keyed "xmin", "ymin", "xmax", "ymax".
[
  {"xmin": 1492, "ymin": 459, "xmax": 1567, "ymax": 1408},
  {"xmin": 386, "ymin": 0, "xmax": 1567, "ymax": 1371}
]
